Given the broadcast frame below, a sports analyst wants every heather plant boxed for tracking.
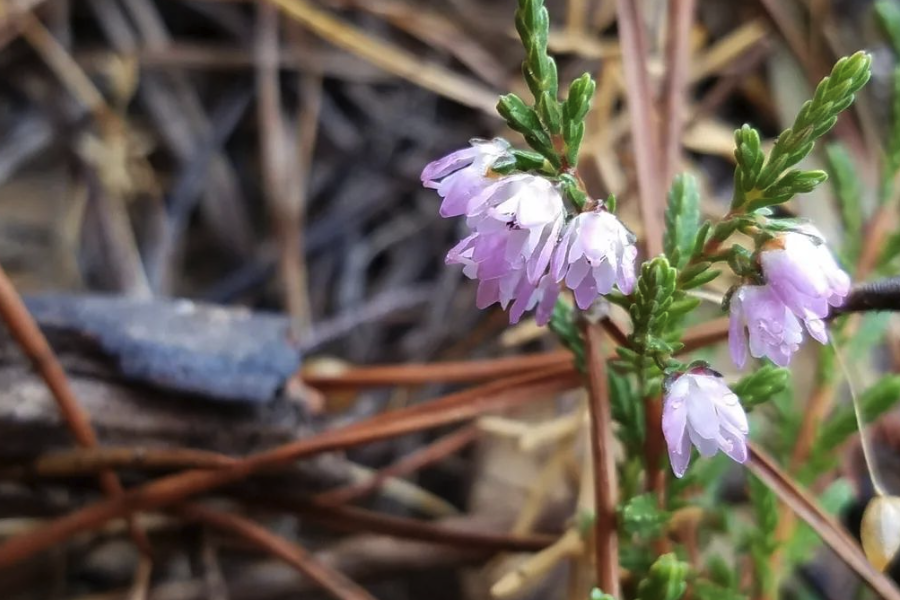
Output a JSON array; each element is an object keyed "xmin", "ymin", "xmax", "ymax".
[{"xmin": 421, "ymin": 1, "xmax": 900, "ymax": 598}]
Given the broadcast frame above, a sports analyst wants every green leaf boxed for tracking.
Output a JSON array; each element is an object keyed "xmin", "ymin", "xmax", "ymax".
[
  {"xmin": 489, "ymin": 154, "xmax": 517, "ymax": 175},
  {"xmin": 885, "ymin": 67, "xmax": 900, "ymax": 196},
  {"xmin": 620, "ymin": 493, "xmax": 670, "ymax": 538},
  {"xmin": 510, "ymin": 148, "xmax": 549, "ymax": 172},
  {"xmin": 879, "ymin": 230, "xmax": 900, "ymax": 270},
  {"xmin": 637, "ymin": 553, "xmax": 689, "ymax": 600},
  {"xmin": 731, "ymin": 365, "xmax": 791, "ymax": 409},
  {"xmin": 731, "ymin": 125, "xmax": 765, "ymax": 209},
  {"xmin": 664, "ymin": 173, "xmax": 701, "ymax": 269},
  {"xmin": 706, "ymin": 555, "xmax": 737, "ymax": 589},
  {"xmin": 745, "ymin": 169, "xmax": 828, "ymax": 212},
  {"xmin": 559, "ymin": 174, "xmax": 588, "ymax": 209},
  {"xmin": 877, "ymin": 0, "xmax": 900, "ymax": 55},
  {"xmin": 680, "ymin": 268, "xmax": 721, "ymax": 290},
  {"xmin": 514, "ymin": 0, "xmax": 559, "ymax": 124},
  {"xmin": 748, "ymin": 475, "xmax": 779, "ymax": 598},
  {"xmin": 825, "ymin": 144, "xmax": 863, "ymax": 266},
  {"xmin": 562, "ymin": 73, "xmax": 596, "ymax": 165},
  {"xmin": 756, "ymin": 51, "xmax": 871, "ymax": 191},
  {"xmin": 609, "ymin": 369, "xmax": 645, "ymax": 452},
  {"xmin": 590, "ymin": 590, "xmax": 615, "ymax": 600},
  {"xmin": 693, "ymin": 580, "xmax": 748, "ymax": 600},
  {"xmin": 496, "ymin": 93, "xmax": 556, "ymax": 164},
  {"xmin": 814, "ymin": 375, "xmax": 900, "ymax": 451}
]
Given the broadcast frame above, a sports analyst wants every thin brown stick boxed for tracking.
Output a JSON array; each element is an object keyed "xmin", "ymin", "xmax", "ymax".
[
  {"xmin": 269, "ymin": 501, "xmax": 554, "ymax": 553},
  {"xmin": 266, "ymin": 0, "xmax": 498, "ymax": 114},
  {"xmin": 659, "ymin": 0, "xmax": 697, "ymax": 185},
  {"xmin": 303, "ymin": 351, "xmax": 572, "ymax": 389},
  {"xmin": 305, "ymin": 317, "xmax": 731, "ymax": 390},
  {"xmin": 583, "ymin": 324, "xmax": 619, "ymax": 597},
  {"xmin": 747, "ymin": 445, "xmax": 900, "ymax": 600},
  {"xmin": 314, "ymin": 425, "xmax": 478, "ymax": 506},
  {"xmin": 0, "ymin": 447, "xmax": 237, "ymax": 479},
  {"xmin": 0, "ymin": 262, "xmax": 150, "ymax": 555},
  {"xmin": 615, "ymin": 0, "xmax": 663, "ymax": 257},
  {"xmin": 177, "ymin": 504, "xmax": 376, "ymax": 600},
  {"xmin": 0, "ymin": 365, "xmax": 577, "ymax": 567}
]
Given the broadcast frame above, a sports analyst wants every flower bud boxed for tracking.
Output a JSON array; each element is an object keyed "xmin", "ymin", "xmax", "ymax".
[{"xmin": 861, "ymin": 495, "xmax": 900, "ymax": 572}]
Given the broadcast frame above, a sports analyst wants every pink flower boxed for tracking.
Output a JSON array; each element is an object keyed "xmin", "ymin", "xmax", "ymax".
[
  {"xmin": 729, "ymin": 285, "xmax": 804, "ymax": 367},
  {"xmin": 421, "ymin": 138, "xmax": 510, "ymax": 218},
  {"xmin": 442, "ymin": 173, "xmax": 565, "ymax": 324},
  {"xmin": 662, "ymin": 367, "xmax": 749, "ymax": 478},
  {"xmin": 550, "ymin": 209, "xmax": 637, "ymax": 309},
  {"xmin": 759, "ymin": 228, "xmax": 850, "ymax": 343}
]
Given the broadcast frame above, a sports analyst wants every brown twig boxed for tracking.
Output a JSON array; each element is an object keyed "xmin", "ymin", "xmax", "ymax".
[
  {"xmin": 303, "ymin": 351, "xmax": 572, "ymax": 388},
  {"xmin": 0, "ymin": 447, "xmax": 237, "ymax": 480},
  {"xmin": 266, "ymin": 0, "xmax": 498, "ymax": 114},
  {"xmin": 747, "ymin": 445, "xmax": 900, "ymax": 600},
  {"xmin": 615, "ymin": 0, "xmax": 663, "ymax": 258},
  {"xmin": 0, "ymin": 365, "xmax": 578, "ymax": 567},
  {"xmin": 305, "ymin": 316, "xmax": 731, "ymax": 390},
  {"xmin": 0, "ymin": 262, "xmax": 150, "ymax": 555},
  {"xmin": 659, "ymin": 0, "xmax": 697, "ymax": 186},
  {"xmin": 265, "ymin": 501, "xmax": 554, "ymax": 553},
  {"xmin": 314, "ymin": 425, "xmax": 478, "ymax": 506},
  {"xmin": 177, "ymin": 503, "xmax": 377, "ymax": 600},
  {"xmin": 583, "ymin": 323, "xmax": 619, "ymax": 598}
]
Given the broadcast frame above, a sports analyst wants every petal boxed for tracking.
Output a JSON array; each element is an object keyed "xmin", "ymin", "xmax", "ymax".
[
  {"xmin": 715, "ymin": 391, "xmax": 749, "ymax": 435},
  {"xmin": 718, "ymin": 427, "xmax": 748, "ymax": 464},
  {"xmin": 573, "ymin": 279, "xmax": 598, "ymax": 310},
  {"xmin": 527, "ymin": 217, "xmax": 562, "ymax": 283},
  {"xmin": 805, "ymin": 317, "xmax": 828, "ymax": 344},
  {"xmin": 564, "ymin": 258, "xmax": 591, "ymax": 289},
  {"xmin": 535, "ymin": 278, "xmax": 560, "ymax": 326},
  {"xmin": 685, "ymin": 381, "xmax": 720, "ymax": 441},
  {"xmin": 421, "ymin": 147, "xmax": 478, "ymax": 183},
  {"xmin": 668, "ymin": 429, "xmax": 693, "ymax": 478},
  {"xmin": 591, "ymin": 259, "xmax": 617, "ymax": 295},
  {"xmin": 729, "ymin": 298, "xmax": 749, "ymax": 369},
  {"xmin": 688, "ymin": 425, "xmax": 720, "ymax": 457},
  {"xmin": 662, "ymin": 394, "xmax": 687, "ymax": 449},
  {"xmin": 616, "ymin": 244, "xmax": 638, "ymax": 294},
  {"xmin": 550, "ymin": 224, "xmax": 573, "ymax": 282},
  {"xmin": 475, "ymin": 279, "xmax": 500, "ymax": 309}
]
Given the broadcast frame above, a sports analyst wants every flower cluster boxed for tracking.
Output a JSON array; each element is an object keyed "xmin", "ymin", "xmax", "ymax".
[
  {"xmin": 422, "ymin": 139, "xmax": 637, "ymax": 325},
  {"xmin": 662, "ymin": 225, "xmax": 850, "ymax": 478},
  {"xmin": 729, "ymin": 227, "xmax": 850, "ymax": 367}
]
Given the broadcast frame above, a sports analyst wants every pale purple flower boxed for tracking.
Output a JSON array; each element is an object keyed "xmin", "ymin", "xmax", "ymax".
[
  {"xmin": 729, "ymin": 284, "xmax": 804, "ymax": 367},
  {"xmin": 466, "ymin": 174, "xmax": 565, "ymax": 283},
  {"xmin": 759, "ymin": 228, "xmax": 850, "ymax": 343},
  {"xmin": 662, "ymin": 367, "xmax": 749, "ymax": 478},
  {"xmin": 442, "ymin": 174, "xmax": 565, "ymax": 324},
  {"xmin": 550, "ymin": 209, "xmax": 637, "ymax": 309},
  {"xmin": 421, "ymin": 138, "xmax": 510, "ymax": 218}
]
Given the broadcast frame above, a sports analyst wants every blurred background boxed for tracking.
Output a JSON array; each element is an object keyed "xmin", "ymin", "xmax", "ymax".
[{"xmin": 0, "ymin": 0, "xmax": 899, "ymax": 599}]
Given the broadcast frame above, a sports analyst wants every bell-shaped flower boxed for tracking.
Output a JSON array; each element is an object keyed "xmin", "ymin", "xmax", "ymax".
[
  {"xmin": 550, "ymin": 209, "xmax": 637, "ymax": 309},
  {"xmin": 729, "ymin": 284, "xmax": 804, "ymax": 367},
  {"xmin": 759, "ymin": 228, "xmax": 850, "ymax": 342},
  {"xmin": 662, "ymin": 366, "xmax": 749, "ymax": 478},
  {"xmin": 421, "ymin": 138, "xmax": 510, "ymax": 218},
  {"xmin": 467, "ymin": 174, "xmax": 565, "ymax": 283}
]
